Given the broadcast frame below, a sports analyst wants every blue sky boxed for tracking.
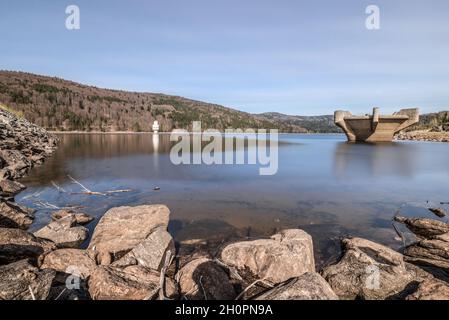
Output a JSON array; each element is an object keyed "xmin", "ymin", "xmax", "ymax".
[{"xmin": 1, "ymin": 0, "xmax": 448, "ymax": 115}]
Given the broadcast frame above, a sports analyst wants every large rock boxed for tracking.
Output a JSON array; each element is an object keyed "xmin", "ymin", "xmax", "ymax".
[
  {"xmin": 394, "ymin": 216, "xmax": 449, "ymax": 239},
  {"xmin": 177, "ymin": 257, "xmax": 236, "ymax": 300},
  {"xmin": 88, "ymin": 265, "xmax": 176, "ymax": 300},
  {"xmin": 256, "ymin": 272, "xmax": 338, "ymax": 300},
  {"xmin": 51, "ymin": 209, "xmax": 94, "ymax": 225},
  {"xmin": 220, "ymin": 229, "xmax": 315, "ymax": 284},
  {"xmin": 406, "ymin": 278, "xmax": 449, "ymax": 300},
  {"xmin": 0, "ymin": 259, "xmax": 56, "ymax": 300},
  {"xmin": 0, "ymin": 179, "xmax": 26, "ymax": 196},
  {"xmin": 404, "ymin": 232, "xmax": 449, "ymax": 270},
  {"xmin": 321, "ymin": 237, "xmax": 415, "ymax": 300},
  {"xmin": 0, "ymin": 200, "xmax": 34, "ymax": 229},
  {"xmin": 34, "ymin": 215, "xmax": 88, "ymax": 249},
  {"xmin": 112, "ymin": 226, "xmax": 175, "ymax": 271},
  {"xmin": 88, "ymin": 205, "xmax": 170, "ymax": 265},
  {"xmin": 0, "ymin": 228, "xmax": 56, "ymax": 265},
  {"xmin": 40, "ymin": 249, "xmax": 97, "ymax": 279}
]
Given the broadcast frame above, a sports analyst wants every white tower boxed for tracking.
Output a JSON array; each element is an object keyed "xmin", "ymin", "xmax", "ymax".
[{"xmin": 152, "ymin": 120, "xmax": 160, "ymax": 133}]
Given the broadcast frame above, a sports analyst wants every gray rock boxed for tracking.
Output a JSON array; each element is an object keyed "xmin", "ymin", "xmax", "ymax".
[
  {"xmin": 177, "ymin": 257, "xmax": 236, "ymax": 300},
  {"xmin": 88, "ymin": 265, "xmax": 176, "ymax": 300},
  {"xmin": 256, "ymin": 272, "xmax": 338, "ymax": 300},
  {"xmin": 0, "ymin": 228, "xmax": 56, "ymax": 265},
  {"xmin": 220, "ymin": 229, "xmax": 315, "ymax": 284},
  {"xmin": 0, "ymin": 259, "xmax": 56, "ymax": 300},
  {"xmin": 322, "ymin": 237, "xmax": 416, "ymax": 300},
  {"xmin": 112, "ymin": 226, "xmax": 175, "ymax": 271},
  {"xmin": 88, "ymin": 205, "xmax": 170, "ymax": 265},
  {"xmin": 34, "ymin": 215, "xmax": 88, "ymax": 249},
  {"xmin": 394, "ymin": 216, "xmax": 449, "ymax": 239},
  {"xmin": 0, "ymin": 200, "xmax": 34, "ymax": 229},
  {"xmin": 51, "ymin": 209, "xmax": 94, "ymax": 225}
]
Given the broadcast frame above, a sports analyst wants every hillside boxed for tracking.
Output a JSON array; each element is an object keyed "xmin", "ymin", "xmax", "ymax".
[
  {"xmin": 406, "ymin": 111, "xmax": 449, "ymax": 132},
  {"xmin": 256, "ymin": 112, "xmax": 339, "ymax": 133},
  {"xmin": 0, "ymin": 71, "xmax": 307, "ymax": 133}
]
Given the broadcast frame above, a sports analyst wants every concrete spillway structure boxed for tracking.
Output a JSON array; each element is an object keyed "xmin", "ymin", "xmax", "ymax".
[{"xmin": 334, "ymin": 108, "xmax": 419, "ymax": 142}]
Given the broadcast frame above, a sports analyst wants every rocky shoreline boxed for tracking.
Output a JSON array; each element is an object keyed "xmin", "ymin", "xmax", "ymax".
[
  {"xmin": 2, "ymin": 109, "xmax": 449, "ymax": 300},
  {"xmin": 396, "ymin": 131, "xmax": 449, "ymax": 142}
]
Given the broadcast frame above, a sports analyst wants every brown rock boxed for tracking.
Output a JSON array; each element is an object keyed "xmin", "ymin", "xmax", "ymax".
[
  {"xmin": 88, "ymin": 265, "xmax": 176, "ymax": 300},
  {"xmin": 394, "ymin": 216, "xmax": 449, "ymax": 239},
  {"xmin": 40, "ymin": 249, "xmax": 97, "ymax": 279},
  {"xmin": 220, "ymin": 229, "xmax": 315, "ymax": 284},
  {"xmin": 0, "ymin": 228, "xmax": 56, "ymax": 265},
  {"xmin": 0, "ymin": 259, "xmax": 56, "ymax": 300},
  {"xmin": 0, "ymin": 200, "xmax": 34, "ymax": 229},
  {"xmin": 34, "ymin": 215, "xmax": 88, "ymax": 249},
  {"xmin": 256, "ymin": 272, "xmax": 338, "ymax": 300},
  {"xmin": 177, "ymin": 257, "xmax": 236, "ymax": 300},
  {"xmin": 51, "ymin": 210, "xmax": 94, "ymax": 225},
  {"xmin": 88, "ymin": 205, "xmax": 170, "ymax": 265},
  {"xmin": 322, "ymin": 237, "xmax": 415, "ymax": 300},
  {"xmin": 0, "ymin": 179, "xmax": 26, "ymax": 196},
  {"xmin": 404, "ymin": 232, "xmax": 449, "ymax": 270},
  {"xmin": 429, "ymin": 208, "xmax": 447, "ymax": 218},
  {"xmin": 406, "ymin": 278, "xmax": 449, "ymax": 300}
]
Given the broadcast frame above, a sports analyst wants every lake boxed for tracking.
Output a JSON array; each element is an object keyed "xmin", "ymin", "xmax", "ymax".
[{"xmin": 17, "ymin": 133, "xmax": 449, "ymax": 267}]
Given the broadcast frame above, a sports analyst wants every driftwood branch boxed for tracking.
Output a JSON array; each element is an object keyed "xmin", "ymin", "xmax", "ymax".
[
  {"xmin": 235, "ymin": 278, "xmax": 274, "ymax": 300},
  {"xmin": 67, "ymin": 175, "xmax": 132, "ymax": 196}
]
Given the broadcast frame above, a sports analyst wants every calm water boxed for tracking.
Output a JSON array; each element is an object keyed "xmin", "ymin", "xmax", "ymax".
[{"xmin": 17, "ymin": 133, "xmax": 449, "ymax": 267}]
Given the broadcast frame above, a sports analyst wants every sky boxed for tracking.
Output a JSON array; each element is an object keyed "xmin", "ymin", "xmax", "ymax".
[{"xmin": 0, "ymin": 0, "xmax": 448, "ymax": 115}]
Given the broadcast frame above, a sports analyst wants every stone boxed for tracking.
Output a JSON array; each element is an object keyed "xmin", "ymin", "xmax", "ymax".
[
  {"xmin": 321, "ymin": 237, "xmax": 415, "ymax": 300},
  {"xmin": 0, "ymin": 200, "xmax": 34, "ymax": 229},
  {"xmin": 51, "ymin": 209, "xmax": 94, "ymax": 225},
  {"xmin": 0, "ymin": 228, "xmax": 56, "ymax": 265},
  {"xmin": 88, "ymin": 205, "xmax": 170, "ymax": 265},
  {"xmin": 40, "ymin": 249, "xmax": 97, "ymax": 279},
  {"xmin": 429, "ymin": 208, "xmax": 447, "ymax": 218},
  {"xmin": 88, "ymin": 265, "xmax": 176, "ymax": 300},
  {"xmin": 0, "ymin": 259, "xmax": 56, "ymax": 300},
  {"xmin": 220, "ymin": 229, "xmax": 315, "ymax": 284},
  {"xmin": 34, "ymin": 215, "xmax": 88, "ymax": 249},
  {"xmin": 406, "ymin": 278, "xmax": 449, "ymax": 300},
  {"xmin": 256, "ymin": 272, "xmax": 338, "ymax": 300},
  {"xmin": 404, "ymin": 232, "xmax": 449, "ymax": 270},
  {"xmin": 177, "ymin": 257, "xmax": 236, "ymax": 300},
  {"xmin": 394, "ymin": 216, "xmax": 449, "ymax": 239},
  {"xmin": 112, "ymin": 226, "xmax": 175, "ymax": 271},
  {"xmin": 0, "ymin": 179, "xmax": 26, "ymax": 196}
]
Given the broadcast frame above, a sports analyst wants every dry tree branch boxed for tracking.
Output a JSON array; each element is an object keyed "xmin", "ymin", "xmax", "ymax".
[
  {"xmin": 51, "ymin": 181, "xmax": 66, "ymax": 193},
  {"xmin": 235, "ymin": 278, "xmax": 274, "ymax": 300},
  {"xmin": 67, "ymin": 175, "xmax": 132, "ymax": 196}
]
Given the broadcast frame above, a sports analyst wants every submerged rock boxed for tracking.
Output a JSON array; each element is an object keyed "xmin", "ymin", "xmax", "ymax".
[
  {"xmin": 406, "ymin": 278, "xmax": 449, "ymax": 300},
  {"xmin": 0, "ymin": 259, "xmax": 55, "ymax": 300},
  {"xmin": 0, "ymin": 200, "xmax": 34, "ymax": 229},
  {"xmin": 112, "ymin": 226, "xmax": 175, "ymax": 271},
  {"xmin": 88, "ymin": 204, "xmax": 170, "ymax": 265},
  {"xmin": 0, "ymin": 179, "xmax": 26, "ymax": 196},
  {"xmin": 321, "ymin": 237, "xmax": 415, "ymax": 300},
  {"xmin": 88, "ymin": 265, "xmax": 176, "ymax": 300},
  {"xmin": 394, "ymin": 216, "xmax": 449, "ymax": 239},
  {"xmin": 34, "ymin": 215, "xmax": 88, "ymax": 249},
  {"xmin": 256, "ymin": 272, "xmax": 338, "ymax": 300},
  {"xmin": 177, "ymin": 257, "xmax": 236, "ymax": 300},
  {"xmin": 428, "ymin": 208, "xmax": 447, "ymax": 218},
  {"xmin": 0, "ymin": 228, "xmax": 56, "ymax": 265},
  {"xmin": 220, "ymin": 229, "xmax": 315, "ymax": 284},
  {"xmin": 40, "ymin": 249, "xmax": 97, "ymax": 279},
  {"xmin": 51, "ymin": 210, "xmax": 94, "ymax": 225}
]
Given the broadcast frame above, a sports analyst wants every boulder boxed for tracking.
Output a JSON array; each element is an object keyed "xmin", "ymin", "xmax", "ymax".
[
  {"xmin": 394, "ymin": 216, "xmax": 449, "ymax": 239},
  {"xmin": 406, "ymin": 278, "xmax": 449, "ymax": 300},
  {"xmin": 88, "ymin": 205, "xmax": 170, "ymax": 265},
  {"xmin": 0, "ymin": 179, "xmax": 26, "ymax": 196},
  {"xmin": 88, "ymin": 265, "xmax": 176, "ymax": 300},
  {"xmin": 429, "ymin": 208, "xmax": 447, "ymax": 218},
  {"xmin": 321, "ymin": 237, "xmax": 415, "ymax": 300},
  {"xmin": 0, "ymin": 200, "xmax": 34, "ymax": 229},
  {"xmin": 256, "ymin": 272, "xmax": 338, "ymax": 300},
  {"xmin": 177, "ymin": 257, "xmax": 236, "ymax": 300},
  {"xmin": 112, "ymin": 226, "xmax": 175, "ymax": 271},
  {"xmin": 34, "ymin": 215, "xmax": 88, "ymax": 249},
  {"xmin": 0, "ymin": 228, "xmax": 56, "ymax": 265},
  {"xmin": 40, "ymin": 249, "xmax": 97, "ymax": 279},
  {"xmin": 51, "ymin": 209, "xmax": 94, "ymax": 225},
  {"xmin": 0, "ymin": 259, "xmax": 56, "ymax": 300},
  {"xmin": 404, "ymin": 232, "xmax": 449, "ymax": 270},
  {"xmin": 220, "ymin": 229, "xmax": 315, "ymax": 284}
]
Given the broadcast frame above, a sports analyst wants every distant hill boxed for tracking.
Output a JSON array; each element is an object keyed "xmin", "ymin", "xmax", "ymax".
[
  {"xmin": 255, "ymin": 112, "xmax": 339, "ymax": 133},
  {"xmin": 406, "ymin": 111, "xmax": 449, "ymax": 132},
  {"xmin": 0, "ymin": 71, "xmax": 307, "ymax": 133}
]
